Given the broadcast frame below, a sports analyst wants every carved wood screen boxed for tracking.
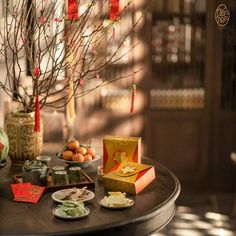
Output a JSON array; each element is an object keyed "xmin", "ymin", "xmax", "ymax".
[
  {"xmin": 150, "ymin": 0, "xmax": 206, "ymax": 110},
  {"xmin": 221, "ymin": 2, "xmax": 236, "ymax": 110}
]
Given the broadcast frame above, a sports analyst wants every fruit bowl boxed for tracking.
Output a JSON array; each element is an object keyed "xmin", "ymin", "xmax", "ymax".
[{"xmin": 56, "ymin": 152, "xmax": 101, "ymax": 168}]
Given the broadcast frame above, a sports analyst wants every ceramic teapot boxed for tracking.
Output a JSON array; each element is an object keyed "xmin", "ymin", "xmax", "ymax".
[{"xmin": 22, "ymin": 160, "xmax": 49, "ymax": 186}]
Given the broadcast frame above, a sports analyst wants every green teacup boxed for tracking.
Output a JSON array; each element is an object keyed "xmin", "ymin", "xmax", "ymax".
[
  {"xmin": 68, "ymin": 166, "xmax": 83, "ymax": 184},
  {"xmin": 36, "ymin": 156, "xmax": 51, "ymax": 166},
  {"xmin": 52, "ymin": 170, "xmax": 69, "ymax": 186}
]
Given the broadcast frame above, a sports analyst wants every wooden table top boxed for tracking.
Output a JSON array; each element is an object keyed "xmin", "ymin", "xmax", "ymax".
[{"xmin": 0, "ymin": 154, "xmax": 180, "ymax": 236}]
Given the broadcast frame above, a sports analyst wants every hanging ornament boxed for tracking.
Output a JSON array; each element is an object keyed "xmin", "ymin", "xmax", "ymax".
[
  {"xmin": 109, "ymin": 0, "xmax": 120, "ymax": 21},
  {"xmin": 130, "ymin": 84, "xmax": 136, "ymax": 113},
  {"xmin": 33, "ymin": 67, "xmax": 41, "ymax": 132},
  {"xmin": 68, "ymin": 0, "xmax": 79, "ymax": 20}
]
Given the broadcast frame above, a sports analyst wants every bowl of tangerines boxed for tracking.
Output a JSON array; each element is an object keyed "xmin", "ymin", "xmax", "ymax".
[{"xmin": 56, "ymin": 139, "xmax": 100, "ymax": 167}]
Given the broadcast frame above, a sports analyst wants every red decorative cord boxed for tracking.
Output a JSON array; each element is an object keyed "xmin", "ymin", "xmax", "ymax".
[{"xmin": 130, "ymin": 84, "xmax": 136, "ymax": 113}]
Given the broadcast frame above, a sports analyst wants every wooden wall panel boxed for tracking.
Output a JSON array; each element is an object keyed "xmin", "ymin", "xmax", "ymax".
[
  {"xmin": 211, "ymin": 116, "xmax": 236, "ymax": 190},
  {"xmin": 147, "ymin": 116, "xmax": 204, "ymax": 175}
]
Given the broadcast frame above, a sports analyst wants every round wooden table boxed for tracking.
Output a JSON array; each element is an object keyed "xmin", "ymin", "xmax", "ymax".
[{"xmin": 0, "ymin": 156, "xmax": 180, "ymax": 236}]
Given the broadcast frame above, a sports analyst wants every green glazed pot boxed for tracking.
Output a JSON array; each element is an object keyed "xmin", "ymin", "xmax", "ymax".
[
  {"xmin": 5, "ymin": 111, "xmax": 43, "ymax": 166},
  {"xmin": 0, "ymin": 127, "xmax": 9, "ymax": 163}
]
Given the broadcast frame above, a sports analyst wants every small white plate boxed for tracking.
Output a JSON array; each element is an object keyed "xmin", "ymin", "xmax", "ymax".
[
  {"xmin": 52, "ymin": 189, "xmax": 95, "ymax": 203},
  {"xmin": 52, "ymin": 206, "xmax": 90, "ymax": 220},
  {"xmin": 99, "ymin": 199, "xmax": 134, "ymax": 209}
]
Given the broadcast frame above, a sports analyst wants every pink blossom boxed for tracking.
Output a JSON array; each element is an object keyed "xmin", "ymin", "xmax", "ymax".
[
  {"xmin": 79, "ymin": 79, "xmax": 84, "ymax": 86},
  {"xmin": 54, "ymin": 18, "xmax": 62, "ymax": 22},
  {"xmin": 38, "ymin": 16, "xmax": 46, "ymax": 25}
]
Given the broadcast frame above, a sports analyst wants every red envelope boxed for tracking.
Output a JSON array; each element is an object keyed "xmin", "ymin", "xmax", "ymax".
[
  {"xmin": 11, "ymin": 183, "xmax": 45, "ymax": 204},
  {"xmin": 16, "ymin": 183, "xmax": 31, "ymax": 197}
]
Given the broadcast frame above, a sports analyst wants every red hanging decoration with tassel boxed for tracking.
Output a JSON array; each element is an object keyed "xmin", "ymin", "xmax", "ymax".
[
  {"xmin": 130, "ymin": 84, "xmax": 136, "ymax": 113},
  {"xmin": 34, "ymin": 95, "xmax": 40, "ymax": 132},
  {"xmin": 68, "ymin": 0, "xmax": 79, "ymax": 20},
  {"xmin": 110, "ymin": 0, "xmax": 120, "ymax": 21},
  {"xmin": 33, "ymin": 67, "xmax": 41, "ymax": 132}
]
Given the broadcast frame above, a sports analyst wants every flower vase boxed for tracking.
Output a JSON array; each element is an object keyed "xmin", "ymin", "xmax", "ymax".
[{"xmin": 5, "ymin": 111, "xmax": 43, "ymax": 166}]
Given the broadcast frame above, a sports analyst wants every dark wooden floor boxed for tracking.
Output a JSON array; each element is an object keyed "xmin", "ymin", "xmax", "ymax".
[{"xmin": 152, "ymin": 193, "xmax": 236, "ymax": 236}]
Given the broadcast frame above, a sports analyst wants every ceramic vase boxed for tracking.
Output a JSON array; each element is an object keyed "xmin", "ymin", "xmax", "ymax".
[{"xmin": 5, "ymin": 111, "xmax": 43, "ymax": 166}]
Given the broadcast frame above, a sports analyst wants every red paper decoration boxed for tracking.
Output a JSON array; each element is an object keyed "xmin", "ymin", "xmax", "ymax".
[
  {"xmin": 110, "ymin": 0, "xmax": 119, "ymax": 21},
  {"xmin": 130, "ymin": 84, "xmax": 136, "ymax": 113},
  {"xmin": 68, "ymin": 0, "xmax": 79, "ymax": 20}
]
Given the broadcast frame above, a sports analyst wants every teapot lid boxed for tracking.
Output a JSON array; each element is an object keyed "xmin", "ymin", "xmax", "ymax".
[{"xmin": 24, "ymin": 160, "xmax": 45, "ymax": 171}]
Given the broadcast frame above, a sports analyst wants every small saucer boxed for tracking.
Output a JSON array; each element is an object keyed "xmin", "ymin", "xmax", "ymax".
[
  {"xmin": 99, "ymin": 199, "xmax": 134, "ymax": 210},
  {"xmin": 53, "ymin": 206, "xmax": 90, "ymax": 220}
]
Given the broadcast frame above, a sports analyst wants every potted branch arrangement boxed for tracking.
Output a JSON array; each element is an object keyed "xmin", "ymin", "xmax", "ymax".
[{"xmin": 0, "ymin": 0, "xmax": 142, "ymax": 166}]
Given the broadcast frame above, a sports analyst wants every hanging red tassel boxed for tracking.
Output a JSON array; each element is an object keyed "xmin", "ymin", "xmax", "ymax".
[
  {"xmin": 33, "ymin": 67, "xmax": 41, "ymax": 132},
  {"xmin": 130, "ymin": 84, "xmax": 136, "ymax": 113},
  {"xmin": 110, "ymin": 0, "xmax": 119, "ymax": 21},
  {"xmin": 68, "ymin": 0, "xmax": 79, "ymax": 20},
  {"xmin": 34, "ymin": 95, "xmax": 40, "ymax": 132}
]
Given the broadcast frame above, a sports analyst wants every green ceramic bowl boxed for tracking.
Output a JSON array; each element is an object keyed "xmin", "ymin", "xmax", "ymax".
[{"xmin": 0, "ymin": 128, "xmax": 9, "ymax": 163}]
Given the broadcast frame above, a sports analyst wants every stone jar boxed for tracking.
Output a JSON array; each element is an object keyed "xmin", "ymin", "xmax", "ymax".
[{"xmin": 5, "ymin": 111, "xmax": 43, "ymax": 166}]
